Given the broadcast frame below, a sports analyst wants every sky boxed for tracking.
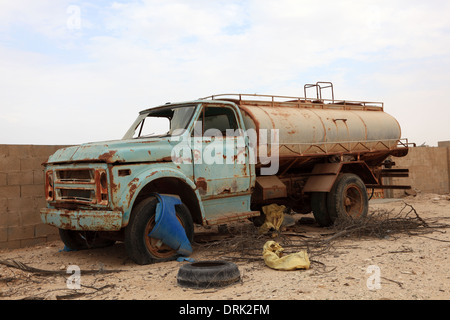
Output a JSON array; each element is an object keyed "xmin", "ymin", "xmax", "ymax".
[{"xmin": 0, "ymin": 0, "xmax": 449, "ymax": 146}]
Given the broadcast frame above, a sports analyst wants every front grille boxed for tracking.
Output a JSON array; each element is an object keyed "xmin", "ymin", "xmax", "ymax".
[
  {"xmin": 57, "ymin": 188, "xmax": 95, "ymax": 202},
  {"xmin": 51, "ymin": 167, "xmax": 108, "ymax": 206},
  {"xmin": 56, "ymin": 169, "xmax": 94, "ymax": 183}
]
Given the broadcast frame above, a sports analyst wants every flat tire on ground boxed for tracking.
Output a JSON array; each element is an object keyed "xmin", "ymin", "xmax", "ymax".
[{"xmin": 177, "ymin": 261, "xmax": 241, "ymax": 289}]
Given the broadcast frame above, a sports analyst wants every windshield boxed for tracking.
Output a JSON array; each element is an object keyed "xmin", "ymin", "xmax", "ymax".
[{"xmin": 123, "ymin": 105, "xmax": 196, "ymax": 140}]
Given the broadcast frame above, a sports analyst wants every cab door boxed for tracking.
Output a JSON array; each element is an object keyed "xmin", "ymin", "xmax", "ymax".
[{"xmin": 191, "ymin": 104, "xmax": 255, "ymax": 224}]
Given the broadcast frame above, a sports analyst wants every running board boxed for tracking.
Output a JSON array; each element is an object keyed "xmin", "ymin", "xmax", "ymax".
[
  {"xmin": 366, "ymin": 184, "xmax": 411, "ymax": 190},
  {"xmin": 203, "ymin": 211, "xmax": 261, "ymax": 226}
]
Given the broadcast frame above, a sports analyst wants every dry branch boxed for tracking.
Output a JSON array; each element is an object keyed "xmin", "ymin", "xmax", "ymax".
[
  {"xmin": 0, "ymin": 259, "xmax": 123, "ymax": 276},
  {"xmin": 196, "ymin": 202, "xmax": 449, "ymax": 264}
]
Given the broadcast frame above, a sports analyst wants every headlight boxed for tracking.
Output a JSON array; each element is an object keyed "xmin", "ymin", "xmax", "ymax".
[
  {"xmin": 45, "ymin": 170, "xmax": 54, "ymax": 201},
  {"xmin": 96, "ymin": 169, "xmax": 109, "ymax": 205}
]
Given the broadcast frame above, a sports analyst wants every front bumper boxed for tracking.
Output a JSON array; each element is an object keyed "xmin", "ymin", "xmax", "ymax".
[{"xmin": 40, "ymin": 208, "xmax": 123, "ymax": 231}]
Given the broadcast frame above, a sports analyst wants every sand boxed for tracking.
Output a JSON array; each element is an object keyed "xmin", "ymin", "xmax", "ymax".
[{"xmin": 1, "ymin": 193, "xmax": 449, "ymax": 301}]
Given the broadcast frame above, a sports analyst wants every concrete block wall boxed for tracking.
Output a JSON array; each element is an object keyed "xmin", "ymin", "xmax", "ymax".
[
  {"xmin": 1, "ymin": 142, "xmax": 449, "ymax": 250},
  {"xmin": 0, "ymin": 145, "xmax": 69, "ymax": 249},
  {"xmin": 390, "ymin": 144, "xmax": 450, "ymax": 197},
  {"xmin": 438, "ymin": 141, "xmax": 450, "ymax": 192}
]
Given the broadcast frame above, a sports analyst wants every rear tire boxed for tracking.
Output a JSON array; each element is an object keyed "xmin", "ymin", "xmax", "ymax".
[
  {"xmin": 327, "ymin": 173, "xmax": 368, "ymax": 222},
  {"xmin": 311, "ymin": 192, "xmax": 333, "ymax": 227},
  {"xmin": 124, "ymin": 196, "xmax": 194, "ymax": 265}
]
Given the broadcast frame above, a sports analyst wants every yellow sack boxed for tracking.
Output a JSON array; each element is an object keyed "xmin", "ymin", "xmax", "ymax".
[
  {"xmin": 259, "ymin": 204, "xmax": 285, "ymax": 234},
  {"xmin": 262, "ymin": 241, "xmax": 310, "ymax": 271}
]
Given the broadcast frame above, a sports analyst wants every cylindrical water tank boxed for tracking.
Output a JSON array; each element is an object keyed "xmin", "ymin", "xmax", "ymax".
[{"xmin": 240, "ymin": 104, "xmax": 402, "ymax": 157}]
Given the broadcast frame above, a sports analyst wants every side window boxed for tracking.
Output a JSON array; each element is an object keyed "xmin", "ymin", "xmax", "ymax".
[{"xmin": 194, "ymin": 106, "xmax": 239, "ymax": 137}]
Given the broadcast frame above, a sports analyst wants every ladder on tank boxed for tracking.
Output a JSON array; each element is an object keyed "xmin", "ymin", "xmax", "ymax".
[{"xmin": 304, "ymin": 81, "xmax": 335, "ymax": 103}]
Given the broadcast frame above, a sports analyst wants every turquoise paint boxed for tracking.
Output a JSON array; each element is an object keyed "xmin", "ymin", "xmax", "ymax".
[{"xmin": 41, "ymin": 101, "xmax": 255, "ymax": 231}]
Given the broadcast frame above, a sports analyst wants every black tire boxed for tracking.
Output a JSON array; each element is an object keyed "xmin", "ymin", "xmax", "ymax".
[
  {"xmin": 58, "ymin": 229, "xmax": 115, "ymax": 251},
  {"xmin": 311, "ymin": 192, "xmax": 333, "ymax": 227},
  {"xmin": 327, "ymin": 173, "xmax": 368, "ymax": 222},
  {"xmin": 124, "ymin": 196, "xmax": 194, "ymax": 265},
  {"xmin": 177, "ymin": 261, "xmax": 241, "ymax": 289}
]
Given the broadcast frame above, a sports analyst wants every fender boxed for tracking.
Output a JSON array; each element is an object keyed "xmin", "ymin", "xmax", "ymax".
[
  {"xmin": 111, "ymin": 164, "xmax": 205, "ymax": 227},
  {"xmin": 303, "ymin": 161, "xmax": 378, "ymax": 193}
]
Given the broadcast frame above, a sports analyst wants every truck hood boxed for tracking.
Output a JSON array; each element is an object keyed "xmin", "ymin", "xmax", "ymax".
[{"xmin": 46, "ymin": 138, "xmax": 176, "ymax": 164}]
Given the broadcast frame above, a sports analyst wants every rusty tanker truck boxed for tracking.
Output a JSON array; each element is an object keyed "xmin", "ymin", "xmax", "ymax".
[{"xmin": 40, "ymin": 83, "xmax": 411, "ymax": 264}]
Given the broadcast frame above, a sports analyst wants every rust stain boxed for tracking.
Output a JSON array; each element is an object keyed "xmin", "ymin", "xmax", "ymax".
[
  {"xmin": 109, "ymin": 167, "xmax": 119, "ymax": 194},
  {"xmin": 146, "ymin": 171, "xmax": 158, "ymax": 179},
  {"xmin": 218, "ymin": 188, "xmax": 231, "ymax": 195},
  {"xmin": 196, "ymin": 177, "xmax": 207, "ymax": 195},
  {"xmin": 126, "ymin": 177, "xmax": 140, "ymax": 207},
  {"xmin": 98, "ymin": 150, "xmax": 118, "ymax": 163}
]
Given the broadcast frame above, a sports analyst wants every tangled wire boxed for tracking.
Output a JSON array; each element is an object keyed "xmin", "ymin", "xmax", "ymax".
[{"xmin": 195, "ymin": 202, "xmax": 449, "ymax": 265}]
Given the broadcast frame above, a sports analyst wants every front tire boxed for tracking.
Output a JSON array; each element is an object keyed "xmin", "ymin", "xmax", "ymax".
[{"xmin": 124, "ymin": 196, "xmax": 194, "ymax": 265}]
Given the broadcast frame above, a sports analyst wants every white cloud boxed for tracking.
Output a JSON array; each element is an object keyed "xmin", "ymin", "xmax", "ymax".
[{"xmin": 0, "ymin": 0, "xmax": 449, "ymax": 145}]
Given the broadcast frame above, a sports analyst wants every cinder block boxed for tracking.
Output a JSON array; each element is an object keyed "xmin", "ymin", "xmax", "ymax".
[
  {"xmin": 7, "ymin": 145, "xmax": 33, "ymax": 158},
  {"xmin": 20, "ymin": 210, "xmax": 41, "ymax": 226},
  {"xmin": 6, "ymin": 197, "xmax": 35, "ymax": 213},
  {"xmin": 5, "ymin": 212, "xmax": 21, "ymax": 228},
  {"xmin": 438, "ymin": 141, "xmax": 450, "ymax": 148},
  {"xmin": 0, "ymin": 212, "xmax": 7, "ymax": 227},
  {"xmin": 0, "ymin": 157, "xmax": 20, "ymax": 172},
  {"xmin": 7, "ymin": 225, "xmax": 35, "ymax": 241},
  {"xmin": 21, "ymin": 185, "xmax": 44, "ymax": 197},
  {"xmin": 0, "ymin": 241, "xmax": 9, "ymax": 250},
  {"xmin": 5, "ymin": 210, "xmax": 20, "ymax": 226},
  {"xmin": 0, "ymin": 173, "xmax": 6, "ymax": 186},
  {"xmin": 33, "ymin": 170, "xmax": 44, "ymax": 185},
  {"xmin": 20, "ymin": 157, "xmax": 48, "ymax": 171},
  {"xmin": 0, "ymin": 145, "xmax": 9, "ymax": 157},
  {"xmin": 34, "ymin": 197, "xmax": 46, "ymax": 211},
  {"xmin": 437, "ymin": 141, "xmax": 450, "ymax": 191},
  {"xmin": 47, "ymin": 234, "xmax": 62, "ymax": 242},
  {"xmin": 0, "ymin": 227, "xmax": 6, "ymax": 242},
  {"xmin": 31, "ymin": 145, "xmax": 68, "ymax": 158},
  {"xmin": 20, "ymin": 237, "xmax": 47, "ymax": 248},
  {"xmin": 396, "ymin": 147, "xmax": 450, "ymax": 194},
  {"xmin": 7, "ymin": 171, "xmax": 34, "ymax": 186},
  {"xmin": 0, "ymin": 186, "xmax": 21, "ymax": 199},
  {"xmin": 0, "ymin": 240, "xmax": 21, "ymax": 250},
  {"xmin": 35, "ymin": 223, "xmax": 58, "ymax": 237}
]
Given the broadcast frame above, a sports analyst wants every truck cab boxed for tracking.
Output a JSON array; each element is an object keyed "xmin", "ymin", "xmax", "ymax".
[{"xmin": 41, "ymin": 100, "xmax": 260, "ymax": 264}]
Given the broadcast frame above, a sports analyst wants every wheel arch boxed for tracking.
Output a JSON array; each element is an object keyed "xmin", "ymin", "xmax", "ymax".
[
  {"xmin": 340, "ymin": 162, "xmax": 378, "ymax": 185},
  {"xmin": 131, "ymin": 177, "xmax": 203, "ymax": 225},
  {"xmin": 304, "ymin": 161, "xmax": 378, "ymax": 193},
  {"xmin": 119, "ymin": 169, "xmax": 204, "ymax": 227}
]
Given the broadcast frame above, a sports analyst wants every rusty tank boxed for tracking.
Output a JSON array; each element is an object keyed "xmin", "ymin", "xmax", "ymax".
[{"xmin": 204, "ymin": 83, "xmax": 408, "ymax": 170}]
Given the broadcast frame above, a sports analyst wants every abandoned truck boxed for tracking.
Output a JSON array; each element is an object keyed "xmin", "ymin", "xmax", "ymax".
[{"xmin": 40, "ymin": 83, "xmax": 411, "ymax": 265}]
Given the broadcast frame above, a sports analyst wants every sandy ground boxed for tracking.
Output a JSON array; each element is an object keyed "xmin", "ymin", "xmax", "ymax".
[{"xmin": 0, "ymin": 193, "xmax": 449, "ymax": 301}]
